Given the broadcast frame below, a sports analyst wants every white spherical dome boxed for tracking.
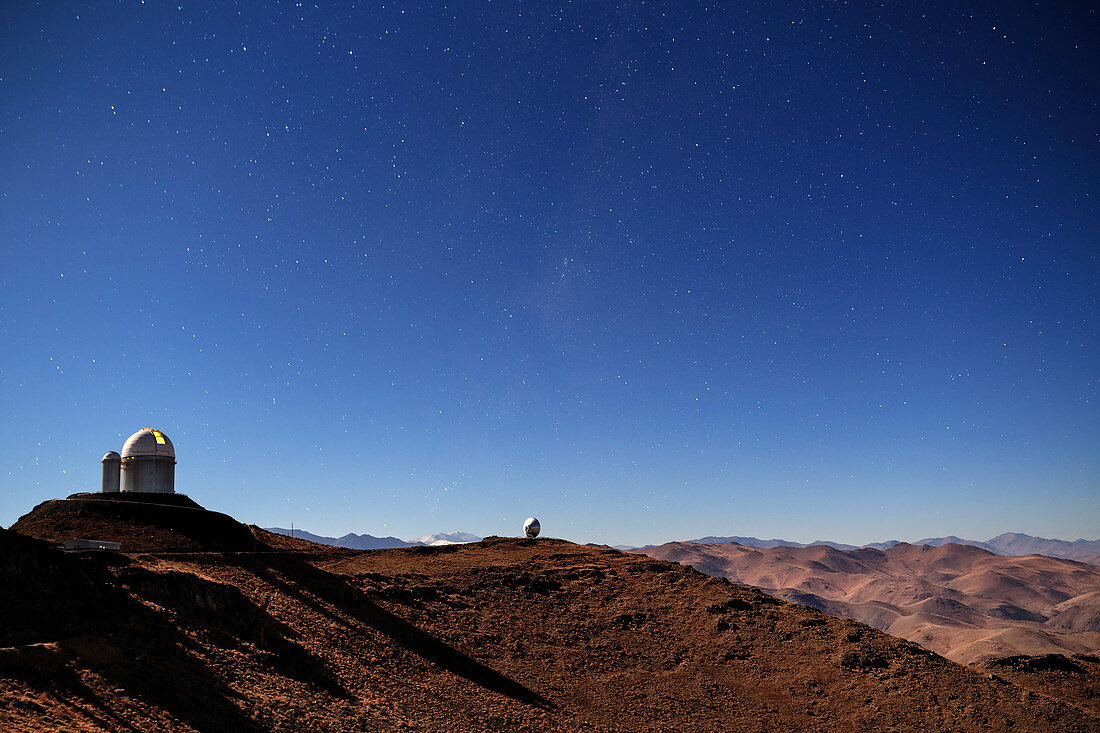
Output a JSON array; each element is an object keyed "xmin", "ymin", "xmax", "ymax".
[
  {"xmin": 523, "ymin": 517, "xmax": 540, "ymax": 538},
  {"xmin": 121, "ymin": 428, "xmax": 175, "ymax": 459}
]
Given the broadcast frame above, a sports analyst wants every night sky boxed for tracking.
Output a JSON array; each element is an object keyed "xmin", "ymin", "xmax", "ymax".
[{"xmin": 2, "ymin": 1, "xmax": 1096, "ymax": 546}]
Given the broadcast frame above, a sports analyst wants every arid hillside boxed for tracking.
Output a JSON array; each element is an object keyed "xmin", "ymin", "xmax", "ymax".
[
  {"xmin": 3, "ymin": 496, "xmax": 1099, "ymax": 731},
  {"xmin": 637, "ymin": 541, "xmax": 1100, "ymax": 664}
]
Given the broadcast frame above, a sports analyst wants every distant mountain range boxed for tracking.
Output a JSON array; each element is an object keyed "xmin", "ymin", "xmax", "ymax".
[
  {"xmin": 620, "ymin": 533, "xmax": 1100, "ymax": 563},
  {"xmin": 265, "ymin": 528, "xmax": 481, "ymax": 550},
  {"xmin": 270, "ymin": 527, "xmax": 1099, "ymax": 564},
  {"xmin": 635, "ymin": 540, "xmax": 1100, "ymax": 664}
]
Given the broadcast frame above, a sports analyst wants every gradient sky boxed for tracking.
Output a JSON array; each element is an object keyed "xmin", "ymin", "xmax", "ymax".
[{"xmin": 2, "ymin": 1, "xmax": 1096, "ymax": 547}]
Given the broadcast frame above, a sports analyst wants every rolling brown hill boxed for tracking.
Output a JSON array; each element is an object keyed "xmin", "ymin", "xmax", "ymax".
[
  {"xmin": 11, "ymin": 493, "xmax": 266, "ymax": 552},
  {"xmin": 3, "ymin": 495, "xmax": 1099, "ymax": 731},
  {"xmin": 636, "ymin": 541, "xmax": 1100, "ymax": 665}
]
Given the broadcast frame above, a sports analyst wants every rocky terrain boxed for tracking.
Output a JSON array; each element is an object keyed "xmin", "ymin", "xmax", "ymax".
[
  {"xmin": 3, "ymin": 495, "xmax": 1098, "ymax": 731},
  {"xmin": 637, "ymin": 540, "xmax": 1100, "ymax": 664}
]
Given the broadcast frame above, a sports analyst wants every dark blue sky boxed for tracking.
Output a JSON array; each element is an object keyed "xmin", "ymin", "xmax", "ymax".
[{"xmin": 2, "ymin": 1, "xmax": 1096, "ymax": 545}]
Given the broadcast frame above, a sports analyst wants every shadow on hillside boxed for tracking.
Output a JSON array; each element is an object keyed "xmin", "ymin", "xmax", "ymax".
[
  {"xmin": 237, "ymin": 555, "xmax": 553, "ymax": 710},
  {"xmin": 0, "ymin": 645, "xmax": 145, "ymax": 732},
  {"xmin": 0, "ymin": 529, "xmax": 264, "ymax": 732},
  {"xmin": 119, "ymin": 566, "xmax": 351, "ymax": 699},
  {"xmin": 84, "ymin": 604, "xmax": 266, "ymax": 732}
]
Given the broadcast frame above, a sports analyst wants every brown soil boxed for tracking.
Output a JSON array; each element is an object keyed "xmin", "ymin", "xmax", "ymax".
[
  {"xmin": 2, "ymin": 502, "xmax": 1098, "ymax": 731},
  {"xmin": 981, "ymin": 654, "xmax": 1100, "ymax": 719}
]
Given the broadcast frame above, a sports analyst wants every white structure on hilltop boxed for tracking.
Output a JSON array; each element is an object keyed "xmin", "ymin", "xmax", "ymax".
[
  {"xmin": 101, "ymin": 451, "xmax": 121, "ymax": 492},
  {"xmin": 101, "ymin": 428, "xmax": 176, "ymax": 494},
  {"xmin": 523, "ymin": 517, "xmax": 540, "ymax": 538}
]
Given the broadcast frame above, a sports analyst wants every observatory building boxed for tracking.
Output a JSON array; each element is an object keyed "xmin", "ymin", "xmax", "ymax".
[
  {"xmin": 101, "ymin": 428, "xmax": 176, "ymax": 494},
  {"xmin": 523, "ymin": 517, "xmax": 540, "ymax": 539}
]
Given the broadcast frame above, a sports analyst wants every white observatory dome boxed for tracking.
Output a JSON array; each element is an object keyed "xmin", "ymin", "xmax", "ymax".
[
  {"xmin": 101, "ymin": 451, "xmax": 121, "ymax": 493},
  {"xmin": 523, "ymin": 517, "xmax": 540, "ymax": 538},
  {"xmin": 119, "ymin": 428, "xmax": 176, "ymax": 494},
  {"xmin": 121, "ymin": 428, "xmax": 175, "ymax": 459}
]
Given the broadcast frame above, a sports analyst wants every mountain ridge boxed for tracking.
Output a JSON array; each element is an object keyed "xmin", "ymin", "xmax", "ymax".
[
  {"xmin": 265, "ymin": 527, "xmax": 482, "ymax": 550},
  {"xmin": 276, "ymin": 528, "xmax": 1100, "ymax": 563},
  {"xmin": 658, "ymin": 532, "xmax": 1100, "ymax": 563}
]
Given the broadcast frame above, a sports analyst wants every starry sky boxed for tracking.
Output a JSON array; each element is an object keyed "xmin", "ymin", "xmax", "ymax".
[{"xmin": 1, "ymin": 1, "xmax": 1096, "ymax": 546}]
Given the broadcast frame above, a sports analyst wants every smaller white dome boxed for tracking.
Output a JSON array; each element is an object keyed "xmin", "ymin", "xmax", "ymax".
[
  {"xmin": 523, "ymin": 517, "xmax": 540, "ymax": 538},
  {"xmin": 121, "ymin": 428, "xmax": 175, "ymax": 459},
  {"xmin": 102, "ymin": 451, "xmax": 121, "ymax": 462}
]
